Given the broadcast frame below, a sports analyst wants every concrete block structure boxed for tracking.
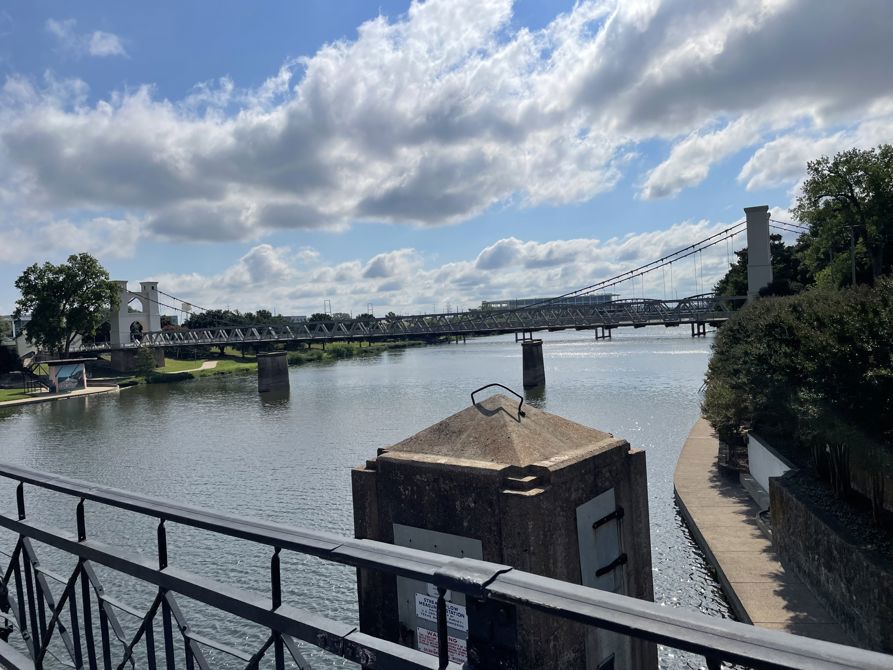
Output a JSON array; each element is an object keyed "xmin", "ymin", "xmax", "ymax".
[
  {"xmin": 521, "ymin": 339, "xmax": 545, "ymax": 388},
  {"xmin": 257, "ymin": 351, "xmax": 289, "ymax": 393},
  {"xmin": 352, "ymin": 394, "xmax": 656, "ymax": 669}
]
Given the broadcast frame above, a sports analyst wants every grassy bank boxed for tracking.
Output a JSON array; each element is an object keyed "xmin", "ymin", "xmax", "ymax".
[
  {"xmin": 139, "ymin": 339, "xmax": 434, "ymax": 384},
  {"xmin": 0, "ymin": 389, "xmax": 29, "ymax": 402}
]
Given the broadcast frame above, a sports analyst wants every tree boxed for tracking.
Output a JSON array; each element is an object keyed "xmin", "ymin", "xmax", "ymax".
[
  {"xmin": 308, "ymin": 313, "xmax": 331, "ymax": 323},
  {"xmin": 14, "ymin": 253, "xmax": 118, "ymax": 355},
  {"xmin": 794, "ymin": 144, "xmax": 893, "ymax": 283},
  {"xmin": 714, "ymin": 234, "xmax": 812, "ymax": 297}
]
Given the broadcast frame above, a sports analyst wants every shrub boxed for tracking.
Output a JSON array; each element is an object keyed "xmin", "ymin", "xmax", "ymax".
[{"xmin": 703, "ymin": 278, "xmax": 893, "ymax": 455}]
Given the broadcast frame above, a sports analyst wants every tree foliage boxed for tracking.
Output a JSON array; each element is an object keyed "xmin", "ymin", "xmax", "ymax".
[
  {"xmin": 703, "ymin": 279, "xmax": 893, "ymax": 451},
  {"xmin": 14, "ymin": 253, "xmax": 118, "ymax": 354},
  {"xmin": 794, "ymin": 144, "xmax": 893, "ymax": 283},
  {"xmin": 714, "ymin": 234, "xmax": 812, "ymax": 297}
]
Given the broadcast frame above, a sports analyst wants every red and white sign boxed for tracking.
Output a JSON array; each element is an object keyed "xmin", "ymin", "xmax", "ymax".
[{"xmin": 416, "ymin": 627, "xmax": 468, "ymax": 664}]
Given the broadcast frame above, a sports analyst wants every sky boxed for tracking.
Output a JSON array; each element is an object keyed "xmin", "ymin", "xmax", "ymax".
[{"xmin": 1, "ymin": 0, "xmax": 892, "ymax": 318}]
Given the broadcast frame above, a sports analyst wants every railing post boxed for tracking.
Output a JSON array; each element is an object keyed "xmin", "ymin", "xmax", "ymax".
[
  {"xmin": 77, "ymin": 499, "xmax": 86, "ymax": 542},
  {"xmin": 436, "ymin": 587, "xmax": 448, "ymax": 670},
  {"xmin": 78, "ymin": 501, "xmax": 98, "ymax": 670},
  {"xmin": 16, "ymin": 483, "xmax": 25, "ymax": 521},
  {"xmin": 157, "ymin": 520, "xmax": 175, "ymax": 669},
  {"xmin": 271, "ymin": 548, "xmax": 284, "ymax": 670}
]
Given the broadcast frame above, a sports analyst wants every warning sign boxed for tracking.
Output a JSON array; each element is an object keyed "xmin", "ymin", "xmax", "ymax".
[
  {"xmin": 414, "ymin": 593, "xmax": 468, "ymax": 632},
  {"xmin": 416, "ymin": 627, "xmax": 468, "ymax": 664}
]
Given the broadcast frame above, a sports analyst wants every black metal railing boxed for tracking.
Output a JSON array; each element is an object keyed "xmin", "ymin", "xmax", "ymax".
[{"xmin": 0, "ymin": 463, "xmax": 890, "ymax": 670}]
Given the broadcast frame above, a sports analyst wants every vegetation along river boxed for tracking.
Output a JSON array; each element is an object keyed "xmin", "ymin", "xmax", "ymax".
[{"xmin": 0, "ymin": 328, "xmax": 732, "ymax": 669}]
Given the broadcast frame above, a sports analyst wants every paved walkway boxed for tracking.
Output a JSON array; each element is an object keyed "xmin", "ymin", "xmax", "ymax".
[
  {"xmin": 0, "ymin": 385, "xmax": 119, "ymax": 408},
  {"xmin": 159, "ymin": 360, "xmax": 218, "ymax": 374},
  {"xmin": 674, "ymin": 418, "xmax": 853, "ymax": 644}
]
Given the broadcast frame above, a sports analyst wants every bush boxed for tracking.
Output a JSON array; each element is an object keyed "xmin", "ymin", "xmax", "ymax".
[
  {"xmin": 703, "ymin": 278, "xmax": 893, "ymax": 455},
  {"xmin": 134, "ymin": 347, "xmax": 157, "ymax": 377}
]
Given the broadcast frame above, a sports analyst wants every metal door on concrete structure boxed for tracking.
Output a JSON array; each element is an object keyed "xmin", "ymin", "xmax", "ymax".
[{"xmin": 577, "ymin": 488, "xmax": 629, "ymax": 670}]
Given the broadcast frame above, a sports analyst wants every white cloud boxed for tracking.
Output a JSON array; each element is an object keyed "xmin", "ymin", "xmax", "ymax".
[
  {"xmin": 640, "ymin": 116, "xmax": 765, "ymax": 199},
  {"xmin": 0, "ymin": 0, "xmax": 887, "ymax": 247},
  {"xmin": 45, "ymin": 19, "xmax": 127, "ymax": 58},
  {"xmin": 0, "ymin": 216, "xmax": 142, "ymax": 265},
  {"xmin": 738, "ymin": 102, "xmax": 893, "ymax": 191},
  {"xmin": 88, "ymin": 31, "xmax": 127, "ymax": 57}
]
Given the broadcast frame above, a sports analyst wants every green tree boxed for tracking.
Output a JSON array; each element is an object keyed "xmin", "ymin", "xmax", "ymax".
[
  {"xmin": 134, "ymin": 346, "xmax": 157, "ymax": 377},
  {"xmin": 308, "ymin": 313, "xmax": 331, "ymax": 323},
  {"xmin": 14, "ymin": 253, "xmax": 118, "ymax": 354},
  {"xmin": 714, "ymin": 234, "xmax": 812, "ymax": 297},
  {"xmin": 794, "ymin": 144, "xmax": 893, "ymax": 283}
]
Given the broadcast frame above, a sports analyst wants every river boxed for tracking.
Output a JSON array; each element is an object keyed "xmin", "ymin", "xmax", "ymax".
[{"xmin": 0, "ymin": 328, "xmax": 731, "ymax": 668}]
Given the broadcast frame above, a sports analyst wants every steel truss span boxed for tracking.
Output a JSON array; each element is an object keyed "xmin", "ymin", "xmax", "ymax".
[
  {"xmin": 80, "ymin": 294, "xmax": 747, "ymax": 352},
  {"xmin": 0, "ymin": 464, "xmax": 890, "ymax": 670}
]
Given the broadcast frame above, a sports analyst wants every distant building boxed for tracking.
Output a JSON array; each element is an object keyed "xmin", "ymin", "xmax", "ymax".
[
  {"xmin": 480, "ymin": 294, "xmax": 617, "ymax": 310},
  {"xmin": 283, "ymin": 315, "xmax": 307, "ymax": 323}
]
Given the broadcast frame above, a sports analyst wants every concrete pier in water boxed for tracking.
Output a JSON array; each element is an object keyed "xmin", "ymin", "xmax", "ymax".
[
  {"xmin": 256, "ymin": 351, "xmax": 289, "ymax": 393},
  {"xmin": 521, "ymin": 339, "xmax": 545, "ymax": 388}
]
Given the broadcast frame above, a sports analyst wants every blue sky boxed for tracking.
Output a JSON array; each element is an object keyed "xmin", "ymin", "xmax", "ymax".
[{"xmin": 1, "ymin": 0, "xmax": 891, "ymax": 317}]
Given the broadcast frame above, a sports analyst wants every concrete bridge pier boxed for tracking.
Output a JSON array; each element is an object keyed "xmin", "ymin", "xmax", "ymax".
[
  {"xmin": 257, "ymin": 351, "xmax": 289, "ymax": 393},
  {"xmin": 521, "ymin": 339, "xmax": 546, "ymax": 388},
  {"xmin": 110, "ymin": 348, "xmax": 165, "ymax": 372},
  {"xmin": 691, "ymin": 322, "xmax": 707, "ymax": 338}
]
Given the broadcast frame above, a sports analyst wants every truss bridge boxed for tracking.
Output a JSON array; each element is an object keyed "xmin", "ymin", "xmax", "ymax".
[{"xmin": 80, "ymin": 293, "xmax": 744, "ymax": 352}]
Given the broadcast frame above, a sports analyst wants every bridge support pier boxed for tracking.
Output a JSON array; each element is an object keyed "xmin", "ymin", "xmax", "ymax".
[
  {"xmin": 110, "ymin": 348, "xmax": 164, "ymax": 372},
  {"xmin": 594, "ymin": 326, "xmax": 612, "ymax": 341},
  {"xmin": 522, "ymin": 339, "xmax": 546, "ymax": 388},
  {"xmin": 257, "ymin": 351, "xmax": 289, "ymax": 393},
  {"xmin": 691, "ymin": 322, "xmax": 707, "ymax": 338}
]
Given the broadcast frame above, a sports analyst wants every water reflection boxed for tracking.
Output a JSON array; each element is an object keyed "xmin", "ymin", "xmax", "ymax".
[
  {"xmin": 523, "ymin": 384, "xmax": 546, "ymax": 407},
  {"xmin": 259, "ymin": 388, "xmax": 291, "ymax": 405}
]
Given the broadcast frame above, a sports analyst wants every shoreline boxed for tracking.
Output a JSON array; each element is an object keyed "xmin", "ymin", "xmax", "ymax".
[{"xmin": 0, "ymin": 385, "xmax": 119, "ymax": 408}]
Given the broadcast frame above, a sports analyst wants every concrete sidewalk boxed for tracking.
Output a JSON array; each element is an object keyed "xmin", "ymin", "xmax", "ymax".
[
  {"xmin": 0, "ymin": 385, "xmax": 118, "ymax": 408},
  {"xmin": 674, "ymin": 418, "xmax": 853, "ymax": 644}
]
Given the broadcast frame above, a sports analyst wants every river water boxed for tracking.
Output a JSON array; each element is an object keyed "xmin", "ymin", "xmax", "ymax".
[{"xmin": 0, "ymin": 329, "xmax": 731, "ymax": 668}]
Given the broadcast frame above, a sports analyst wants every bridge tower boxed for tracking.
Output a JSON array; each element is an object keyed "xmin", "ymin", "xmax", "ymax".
[
  {"xmin": 745, "ymin": 205, "xmax": 773, "ymax": 299},
  {"xmin": 109, "ymin": 281, "xmax": 162, "ymax": 347},
  {"xmin": 107, "ymin": 281, "xmax": 164, "ymax": 371}
]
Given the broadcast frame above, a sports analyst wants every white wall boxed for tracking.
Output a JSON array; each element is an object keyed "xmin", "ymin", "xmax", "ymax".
[{"xmin": 748, "ymin": 433, "xmax": 794, "ymax": 492}]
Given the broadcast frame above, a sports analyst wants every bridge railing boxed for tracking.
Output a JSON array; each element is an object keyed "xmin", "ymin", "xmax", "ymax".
[{"xmin": 0, "ymin": 463, "xmax": 889, "ymax": 670}]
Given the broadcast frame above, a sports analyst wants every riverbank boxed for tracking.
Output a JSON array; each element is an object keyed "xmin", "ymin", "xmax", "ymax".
[
  {"xmin": 0, "ymin": 385, "xmax": 119, "ymax": 407},
  {"xmin": 673, "ymin": 418, "xmax": 852, "ymax": 644}
]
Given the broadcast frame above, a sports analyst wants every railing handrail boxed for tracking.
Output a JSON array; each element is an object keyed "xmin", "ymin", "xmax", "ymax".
[{"xmin": 1, "ymin": 462, "xmax": 891, "ymax": 669}]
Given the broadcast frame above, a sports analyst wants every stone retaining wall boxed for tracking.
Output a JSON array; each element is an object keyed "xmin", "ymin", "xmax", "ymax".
[{"xmin": 770, "ymin": 472, "xmax": 893, "ymax": 652}]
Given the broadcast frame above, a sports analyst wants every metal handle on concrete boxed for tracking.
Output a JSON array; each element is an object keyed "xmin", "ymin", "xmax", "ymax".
[{"xmin": 470, "ymin": 383, "xmax": 526, "ymax": 420}]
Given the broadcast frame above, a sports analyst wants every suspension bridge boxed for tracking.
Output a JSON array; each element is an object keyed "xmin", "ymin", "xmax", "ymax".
[{"xmin": 74, "ymin": 206, "xmax": 789, "ymax": 358}]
